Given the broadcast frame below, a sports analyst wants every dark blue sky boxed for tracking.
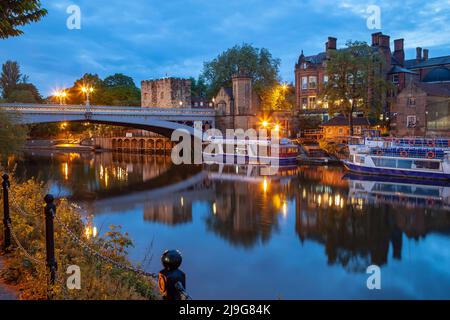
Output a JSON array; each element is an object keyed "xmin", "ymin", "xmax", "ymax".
[{"xmin": 1, "ymin": 0, "xmax": 449, "ymax": 96}]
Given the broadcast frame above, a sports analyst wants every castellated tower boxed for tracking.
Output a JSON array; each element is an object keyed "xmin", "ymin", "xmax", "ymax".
[
  {"xmin": 141, "ymin": 77, "xmax": 191, "ymax": 108},
  {"xmin": 232, "ymin": 74, "xmax": 253, "ymax": 115}
]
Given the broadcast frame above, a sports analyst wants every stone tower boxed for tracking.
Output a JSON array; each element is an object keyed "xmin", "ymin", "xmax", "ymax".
[
  {"xmin": 232, "ymin": 75, "xmax": 253, "ymax": 115},
  {"xmin": 141, "ymin": 77, "xmax": 191, "ymax": 108}
]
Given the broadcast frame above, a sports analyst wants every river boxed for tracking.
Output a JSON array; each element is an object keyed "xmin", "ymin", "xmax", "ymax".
[{"xmin": 12, "ymin": 150, "xmax": 450, "ymax": 299}]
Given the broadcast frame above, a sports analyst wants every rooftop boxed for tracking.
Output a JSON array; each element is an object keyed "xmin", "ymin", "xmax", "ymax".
[{"xmin": 321, "ymin": 114, "xmax": 371, "ymax": 127}]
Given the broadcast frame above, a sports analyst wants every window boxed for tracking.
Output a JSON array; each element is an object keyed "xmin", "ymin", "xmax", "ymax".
[
  {"xmin": 407, "ymin": 115, "xmax": 417, "ymax": 128},
  {"xmin": 160, "ymin": 92, "xmax": 164, "ymax": 99},
  {"xmin": 354, "ymin": 126, "xmax": 361, "ymax": 135},
  {"xmin": 408, "ymin": 97, "xmax": 416, "ymax": 106},
  {"xmin": 301, "ymin": 77, "xmax": 308, "ymax": 90},
  {"xmin": 392, "ymin": 74, "xmax": 399, "ymax": 84},
  {"xmin": 397, "ymin": 160, "xmax": 413, "ymax": 169},
  {"xmin": 301, "ymin": 63, "xmax": 308, "ymax": 69},
  {"xmin": 413, "ymin": 160, "xmax": 440, "ymax": 170},
  {"xmin": 308, "ymin": 96, "xmax": 316, "ymax": 109},
  {"xmin": 355, "ymin": 155, "xmax": 365, "ymax": 164},
  {"xmin": 309, "ymin": 76, "xmax": 317, "ymax": 89},
  {"xmin": 373, "ymin": 158, "xmax": 396, "ymax": 168},
  {"xmin": 323, "ymin": 75, "xmax": 329, "ymax": 84},
  {"xmin": 338, "ymin": 128, "xmax": 343, "ymax": 135},
  {"xmin": 301, "ymin": 98, "xmax": 308, "ymax": 109}
]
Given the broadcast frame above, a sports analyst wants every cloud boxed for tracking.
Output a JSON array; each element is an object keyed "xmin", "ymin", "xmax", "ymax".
[{"xmin": 1, "ymin": 0, "xmax": 449, "ymax": 95}]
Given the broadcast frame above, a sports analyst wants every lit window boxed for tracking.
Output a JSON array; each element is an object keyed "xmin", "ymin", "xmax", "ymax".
[
  {"xmin": 309, "ymin": 76, "xmax": 317, "ymax": 89},
  {"xmin": 308, "ymin": 96, "xmax": 316, "ymax": 109},
  {"xmin": 301, "ymin": 77, "xmax": 308, "ymax": 90},
  {"xmin": 301, "ymin": 98, "xmax": 308, "ymax": 109},
  {"xmin": 407, "ymin": 115, "xmax": 417, "ymax": 128}
]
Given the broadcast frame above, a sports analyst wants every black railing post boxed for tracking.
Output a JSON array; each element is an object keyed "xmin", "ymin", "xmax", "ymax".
[
  {"xmin": 2, "ymin": 174, "xmax": 11, "ymax": 252},
  {"xmin": 44, "ymin": 194, "xmax": 57, "ymax": 285},
  {"xmin": 158, "ymin": 250, "xmax": 186, "ymax": 300}
]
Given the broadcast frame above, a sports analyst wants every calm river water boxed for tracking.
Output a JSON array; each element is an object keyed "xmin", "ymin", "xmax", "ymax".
[{"xmin": 13, "ymin": 150, "xmax": 450, "ymax": 299}]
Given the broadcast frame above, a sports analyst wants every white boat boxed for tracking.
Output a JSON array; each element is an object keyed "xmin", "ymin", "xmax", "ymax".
[
  {"xmin": 203, "ymin": 136, "xmax": 299, "ymax": 166},
  {"xmin": 344, "ymin": 137, "xmax": 450, "ymax": 180}
]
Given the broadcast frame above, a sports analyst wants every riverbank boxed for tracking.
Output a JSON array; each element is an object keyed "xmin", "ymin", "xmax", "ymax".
[{"xmin": 0, "ymin": 175, "xmax": 159, "ymax": 300}]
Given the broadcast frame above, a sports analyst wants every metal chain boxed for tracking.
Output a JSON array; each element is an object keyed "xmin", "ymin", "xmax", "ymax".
[
  {"xmin": 6, "ymin": 220, "xmax": 46, "ymax": 265},
  {"xmin": 175, "ymin": 282, "xmax": 192, "ymax": 300},
  {"xmin": 9, "ymin": 192, "xmax": 42, "ymax": 218},
  {"xmin": 53, "ymin": 211, "xmax": 158, "ymax": 279}
]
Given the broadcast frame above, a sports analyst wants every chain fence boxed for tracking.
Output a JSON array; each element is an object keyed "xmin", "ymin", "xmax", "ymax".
[
  {"xmin": 3, "ymin": 183, "xmax": 191, "ymax": 299},
  {"xmin": 6, "ymin": 220, "xmax": 46, "ymax": 265}
]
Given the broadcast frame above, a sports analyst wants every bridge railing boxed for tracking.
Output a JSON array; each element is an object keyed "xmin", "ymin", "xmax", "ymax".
[{"xmin": 0, "ymin": 103, "xmax": 216, "ymax": 116}]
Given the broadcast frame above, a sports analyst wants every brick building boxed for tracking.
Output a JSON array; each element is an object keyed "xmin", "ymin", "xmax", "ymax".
[{"xmin": 294, "ymin": 32, "xmax": 450, "ymax": 137}]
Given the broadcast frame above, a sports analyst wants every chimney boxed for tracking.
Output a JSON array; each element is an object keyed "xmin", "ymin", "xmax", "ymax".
[
  {"xmin": 371, "ymin": 32, "xmax": 382, "ymax": 46},
  {"xmin": 393, "ymin": 39, "xmax": 405, "ymax": 66},
  {"xmin": 416, "ymin": 47, "xmax": 422, "ymax": 61},
  {"xmin": 423, "ymin": 49, "xmax": 429, "ymax": 61},
  {"xmin": 327, "ymin": 37, "xmax": 337, "ymax": 50},
  {"xmin": 379, "ymin": 34, "xmax": 390, "ymax": 48}
]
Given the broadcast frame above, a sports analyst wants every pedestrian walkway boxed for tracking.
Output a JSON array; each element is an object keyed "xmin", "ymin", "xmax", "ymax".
[{"xmin": 0, "ymin": 257, "xmax": 18, "ymax": 300}]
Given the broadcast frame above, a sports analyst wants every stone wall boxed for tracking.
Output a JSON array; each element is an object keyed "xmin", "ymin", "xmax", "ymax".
[{"xmin": 141, "ymin": 78, "xmax": 191, "ymax": 108}]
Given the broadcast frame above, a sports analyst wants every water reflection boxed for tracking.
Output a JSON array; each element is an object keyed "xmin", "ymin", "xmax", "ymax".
[{"xmin": 12, "ymin": 151, "xmax": 450, "ymax": 298}]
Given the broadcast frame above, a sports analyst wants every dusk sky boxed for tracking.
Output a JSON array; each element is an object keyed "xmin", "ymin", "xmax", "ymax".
[{"xmin": 1, "ymin": 0, "xmax": 449, "ymax": 96}]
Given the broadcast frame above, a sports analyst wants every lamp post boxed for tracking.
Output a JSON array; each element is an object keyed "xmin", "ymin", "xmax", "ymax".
[
  {"xmin": 81, "ymin": 86, "xmax": 94, "ymax": 112},
  {"xmin": 53, "ymin": 90, "xmax": 67, "ymax": 105}
]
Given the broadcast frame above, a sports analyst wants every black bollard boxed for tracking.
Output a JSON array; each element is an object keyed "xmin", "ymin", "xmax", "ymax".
[
  {"xmin": 2, "ymin": 174, "xmax": 11, "ymax": 252},
  {"xmin": 158, "ymin": 250, "xmax": 186, "ymax": 300},
  {"xmin": 44, "ymin": 194, "xmax": 57, "ymax": 285}
]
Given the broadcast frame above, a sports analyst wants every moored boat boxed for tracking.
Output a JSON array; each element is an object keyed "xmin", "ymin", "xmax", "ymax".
[
  {"xmin": 203, "ymin": 136, "xmax": 299, "ymax": 165},
  {"xmin": 344, "ymin": 137, "xmax": 450, "ymax": 180}
]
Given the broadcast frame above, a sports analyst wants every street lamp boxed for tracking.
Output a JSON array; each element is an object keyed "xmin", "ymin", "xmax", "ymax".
[
  {"xmin": 81, "ymin": 86, "xmax": 94, "ymax": 111},
  {"xmin": 53, "ymin": 89, "xmax": 67, "ymax": 105}
]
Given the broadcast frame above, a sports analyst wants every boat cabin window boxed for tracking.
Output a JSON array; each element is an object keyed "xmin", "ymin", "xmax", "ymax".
[
  {"xmin": 413, "ymin": 160, "xmax": 440, "ymax": 170},
  {"xmin": 355, "ymin": 155, "xmax": 365, "ymax": 164},
  {"xmin": 373, "ymin": 158, "xmax": 440, "ymax": 171}
]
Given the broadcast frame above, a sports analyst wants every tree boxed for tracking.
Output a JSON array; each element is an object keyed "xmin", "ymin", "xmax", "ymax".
[
  {"xmin": 260, "ymin": 83, "xmax": 295, "ymax": 111},
  {"xmin": 0, "ymin": 110, "xmax": 28, "ymax": 163},
  {"xmin": 201, "ymin": 44, "xmax": 280, "ymax": 98},
  {"xmin": 0, "ymin": 0, "xmax": 47, "ymax": 39},
  {"xmin": 66, "ymin": 73, "xmax": 105, "ymax": 105},
  {"xmin": 1, "ymin": 60, "xmax": 21, "ymax": 98},
  {"xmin": 7, "ymin": 82, "xmax": 42, "ymax": 102},
  {"xmin": 103, "ymin": 73, "xmax": 140, "ymax": 106},
  {"xmin": 190, "ymin": 77, "xmax": 208, "ymax": 97},
  {"xmin": 103, "ymin": 73, "xmax": 136, "ymax": 88},
  {"xmin": 62, "ymin": 73, "xmax": 141, "ymax": 106},
  {"xmin": 320, "ymin": 41, "xmax": 392, "ymax": 135}
]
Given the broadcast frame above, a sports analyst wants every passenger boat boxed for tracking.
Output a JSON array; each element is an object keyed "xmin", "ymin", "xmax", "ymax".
[
  {"xmin": 344, "ymin": 137, "xmax": 450, "ymax": 180},
  {"xmin": 203, "ymin": 136, "xmax": 299, "ymax": 165}
]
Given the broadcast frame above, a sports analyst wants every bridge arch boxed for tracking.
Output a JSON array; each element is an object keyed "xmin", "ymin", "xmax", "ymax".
[{"xmin": 1, "ymin": 104, "xmax": 215, "ymax": 139}]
